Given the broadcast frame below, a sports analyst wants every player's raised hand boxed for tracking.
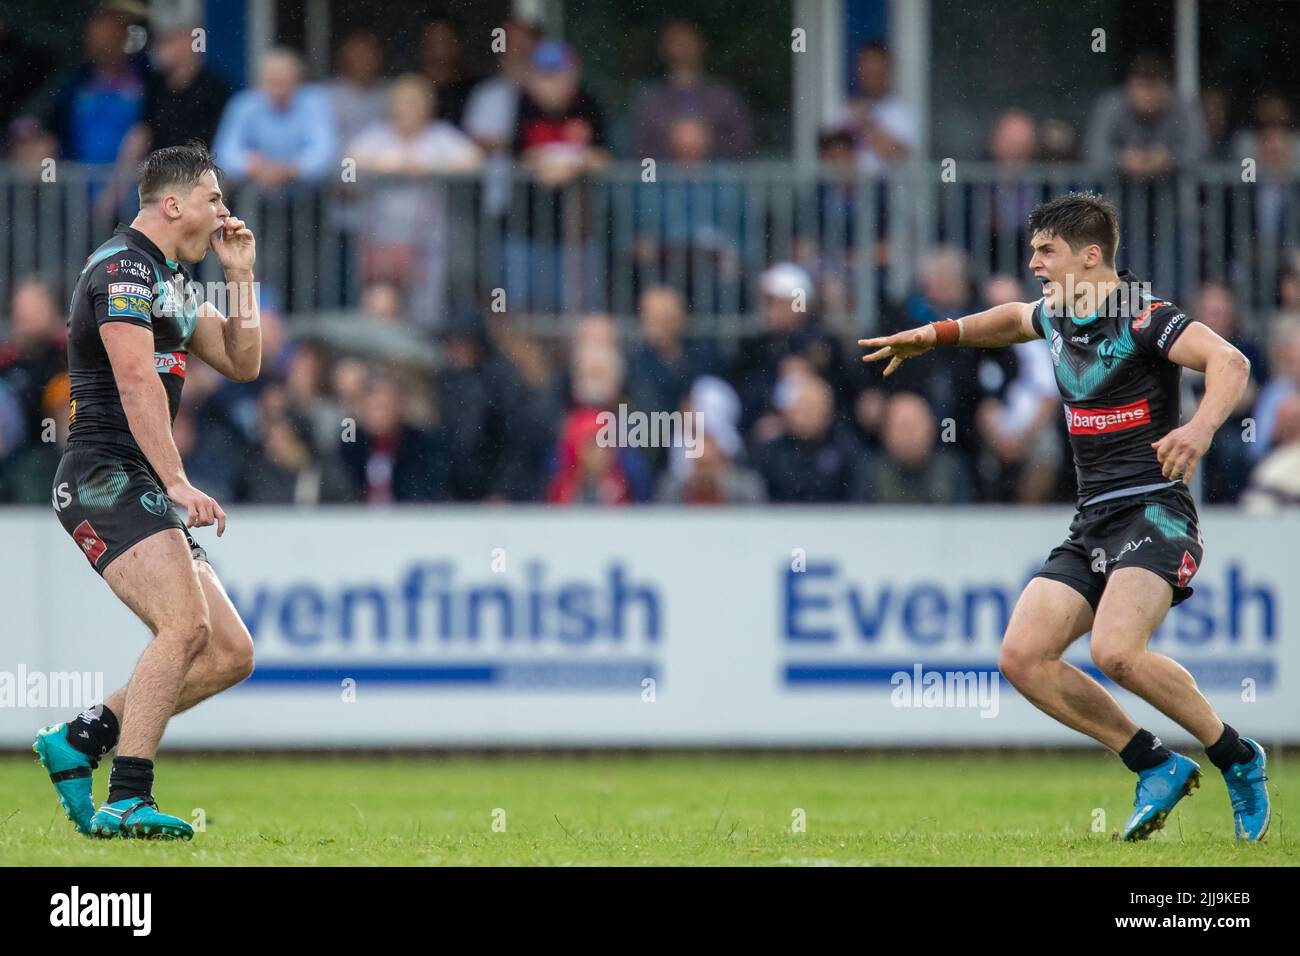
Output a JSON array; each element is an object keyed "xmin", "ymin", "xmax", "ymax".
[
  {"xmin": 166, "ymin": 481, "xmax": 228, "ymax": 537},
  {"xmin": 858, "ymin": 325, "xmax": 938, "ymax": 377},
  {"xmin": 1151, "ymin": 421, "xmax": 1213, "ymax": 484},
  {"xmin": 210, "ymin": 216, "xmax": 256, "ymax": 274}
]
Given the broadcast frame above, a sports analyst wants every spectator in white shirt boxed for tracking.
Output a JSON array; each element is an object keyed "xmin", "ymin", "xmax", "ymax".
[
  {"xmin": 838, "ymin": 41, "xmax": 918, "ymax": 172},
  {"xmin": 347, "ymin": 75, "xmax": 481, "ymax": 328}
]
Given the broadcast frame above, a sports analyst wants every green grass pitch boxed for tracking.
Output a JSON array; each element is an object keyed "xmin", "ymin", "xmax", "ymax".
[{"xmin": 1, "ymin": 751, "xmax": 1294, "ymax": 866}]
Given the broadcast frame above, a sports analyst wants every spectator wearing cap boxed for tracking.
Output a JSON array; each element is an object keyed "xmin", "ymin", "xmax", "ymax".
[
  {"xmin": 508, "ymin": 41, "xmax": 609, "ymax": 311},
  {"xmin": 1085, "ymin": 52, "xmax": 1205, "ymax": 177},
  {"xmin": 657, "ymin": 375, "xmax": 765, "ymax": 504},
  {"xmin": 346, "ymin": 74, "xmax": 481, "ymax": 327},
  {"xmin": 729, "ymin": 262, "xmax": 857, "ymax": 435},
  {"xmin": 752, "ymin": 370, "xmax": 866, "ymax": 503},
  {"xmin": 863, "ymin": 392, "xmax": 971, "ymax": 504},
  {"xmin": 213, "ymin": 47, "xmax": 338, "ymax": 187},
  {"xmin": 630, "ymin": 19, "xmax": 753, "ymax": 160}
]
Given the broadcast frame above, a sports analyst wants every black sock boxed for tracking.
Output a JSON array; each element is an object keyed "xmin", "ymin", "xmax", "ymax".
[
  {"xmin": 107, "ymin": 756, "xmax": 154, "ymax": 805},
  {"xmin": 1120, "ymin": 729, "xmax": 1172, "ymax": 773},
  {"xmin": 1206, "ymin": 724, "xmax": 1255, "ymax": 772},
  {"xmin": 64, "ymin": 705, "xmax": 120, "ymax": 765}
]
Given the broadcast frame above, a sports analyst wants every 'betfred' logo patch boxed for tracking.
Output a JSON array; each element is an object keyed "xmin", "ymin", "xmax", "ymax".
[
  {"xmin": 1178, "ymin": 550, "xmax": 1198, "ymax": 588},
  {"xmin": 1064, "ymin": 398, "xmax": 1151, "ymax": 434},
  {"xmin": 72, "ymin": 520, "xmax": 107, "ymax": 566}
]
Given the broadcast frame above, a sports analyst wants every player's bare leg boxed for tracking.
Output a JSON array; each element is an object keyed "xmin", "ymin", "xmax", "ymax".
[
  {"xmin": 997, "ymin": 577, "xmax": 1137, "ymax": 752},
  {"xmin": 1091, "ymin": 565, "xmax": 1270, "ymax": 839},
  {"xmin": 100, "ymin": 561, "xmax": 254, "ymax": 719},
  {"xmin": 105, "ymin": 531, "xmax": 213, "ymax": 758},
  {"xmin": 86, "ymin": 529, "xmax": 211, "ymax": 838},
  {"xmin": 1089, "ymin": 567, "xmax": 1221, "ymax": 744}
]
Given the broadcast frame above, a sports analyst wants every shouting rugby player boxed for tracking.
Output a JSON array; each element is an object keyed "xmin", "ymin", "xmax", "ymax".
[
  {"xmin": 860, "ymin": 192, "xmax": 1269, "ymax": 841},
  {"xmin": 34, "ymin": 142, "xmax": 260, "ymax": 840}
]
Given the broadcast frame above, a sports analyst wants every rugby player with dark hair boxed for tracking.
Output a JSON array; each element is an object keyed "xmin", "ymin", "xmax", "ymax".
[
  {"xmin": 34, "ymin": 141, "xmax": 260, "ymax": 840},
  {"xmin": 859, "ymin": 192, "xmax": 1270, "ymax": 842}
]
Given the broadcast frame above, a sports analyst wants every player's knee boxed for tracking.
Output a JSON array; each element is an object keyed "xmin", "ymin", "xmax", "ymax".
[
  {"xmin": 1089, "ymin": 637, "xmax": 1136, "ymax": 683},
  {"xmin": 177, "ymin": 614, "xmax": 213, "ymax": 660},
  {"xmin": 225, "ymin": 638, "xmax": 255, "ymax": 685},
  {"xmin": 997, "ymin": 636, "xmax": 1038, "ymax": 688}
]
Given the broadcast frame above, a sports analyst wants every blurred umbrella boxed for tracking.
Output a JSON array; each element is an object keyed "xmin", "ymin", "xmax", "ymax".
[{"xmin": 291, "ymin": 312, "xmax": 439, "ymax": 370}]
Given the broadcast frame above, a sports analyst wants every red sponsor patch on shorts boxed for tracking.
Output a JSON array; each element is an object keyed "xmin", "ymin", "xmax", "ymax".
[
  {"xmin": 1177, "ymin": 550, "xmax": 1198, "ymax": 588},
  {"xmin": 1064, "ymin": 398, "xmax": 1151, "ymax": 435},
  {"xmin": 72, "ymin": 520, "xmax": 107, "ymax": 566}
]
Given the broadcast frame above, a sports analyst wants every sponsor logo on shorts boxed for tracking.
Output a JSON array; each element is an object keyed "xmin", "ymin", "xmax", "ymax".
[
  {"xmin": 1178, "ymin": 550, "xmax": 1199, "ymax": 588},
  {"xmin": 140, "ymin": 490, "xmax": 169, "ymax": 516},
  {"xmin": 1064, "ymin": 398, "xmax": 1151, "ymax": 435},
  {"xmin": 72, "ymin": 520, "xmax": 107, "ymax": 567},
  {"xmin": 153, "ymin": 351, "xmax": 186, "ymax": 378}
]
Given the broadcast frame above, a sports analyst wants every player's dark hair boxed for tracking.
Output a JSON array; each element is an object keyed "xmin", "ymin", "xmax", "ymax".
[
  {"xmin": 137, "ymin": 140, "xmax": 221, "ymax": 207},
  {"xmin": 1027, "ymin": 191, "xmax": 1120, "ymax": 266}
]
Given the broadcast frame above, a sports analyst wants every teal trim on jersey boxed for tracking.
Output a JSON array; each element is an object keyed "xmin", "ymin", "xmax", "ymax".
[
  {"xmin": 77, "ymin": 469, "xmax": 128, "ymax": 509},
  {"xmin": 1049, "ymin": 316, "xmax": 1140, "ymax": 400},
  {"xmin": 80, "ymin": 242, "xmax": 129, "ymax": 275},
  {"xmin": 1070, "ymin": 309, "xmax": 1102, "ymax": 326},
  {"xmin": 1145, "ymin": 503, "xmax": 1192, "ymax": 539},
  {"xmin": 165, "ymin": 257, "xmax": 179, "ymax": 269}
]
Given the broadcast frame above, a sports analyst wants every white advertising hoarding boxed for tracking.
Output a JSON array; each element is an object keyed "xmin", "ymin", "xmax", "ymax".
[{"xmin": 0, "ymin": 507, "xmax": 1294, "ymax": 747}]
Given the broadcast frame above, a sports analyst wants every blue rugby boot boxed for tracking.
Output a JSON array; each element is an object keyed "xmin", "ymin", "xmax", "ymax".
[
  {"xmin": 32, "ymin": 723, "xmax": 97, "ymax": 835},
  {"xmin": 90, "ymin": 797, "xmax": 194, "ymax": 840},
  {"xmin": 1222, "ymin": 738, "xmax": 1270, "ymax": 841},
  {"xmin": 1122, "ymin": 751, "xmax": 1201, "ymax": 841}
]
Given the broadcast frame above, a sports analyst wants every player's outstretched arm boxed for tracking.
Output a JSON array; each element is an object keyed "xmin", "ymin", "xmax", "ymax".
[
  {"xmin": 190, "ymin": 217, "xmax": 261, "ymax": 382},
  {"xmin": 1154, "ymin": 321, "xmax": 1251, "ymax": 483},
  {"xmin": 859, "ymin": 301, "xmax": 1038, "ymax": 376}
]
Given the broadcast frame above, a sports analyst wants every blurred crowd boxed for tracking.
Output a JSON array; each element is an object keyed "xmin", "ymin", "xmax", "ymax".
[
  {"xmin": 5, "ymin": 254, "xmax": 1300, "ymax": 509},
  {"xmin": 2, "ymin": 8, "xmax": 1300, "ymax": 509}
]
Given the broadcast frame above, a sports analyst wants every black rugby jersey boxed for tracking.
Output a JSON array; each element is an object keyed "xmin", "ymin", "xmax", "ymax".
[
  {"xmin": 1030, "ymin": 270, "xmax": 1195, "ymax": 505},
  {"xmin": 66, "ymin": 225, "xmax": 201, "ymax": 450}
]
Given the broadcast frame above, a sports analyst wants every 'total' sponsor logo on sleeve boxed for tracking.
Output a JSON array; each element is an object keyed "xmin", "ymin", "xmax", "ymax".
[{"xmin": 1064, "ymin": 398, "xmax": 1151, "ymax": 434}]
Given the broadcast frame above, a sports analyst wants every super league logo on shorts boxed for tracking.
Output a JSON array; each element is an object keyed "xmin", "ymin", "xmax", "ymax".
[
  {"xmin": 1178, "ymin": 550, "xmax": 1199, "ymax": 588},
  {"xmin": 140, "ymin": 491, "xmax": 169, "ymax": 516},
  {"xmin": 72, "ymin": 520, "xmax": 107, "ymax": 566}
]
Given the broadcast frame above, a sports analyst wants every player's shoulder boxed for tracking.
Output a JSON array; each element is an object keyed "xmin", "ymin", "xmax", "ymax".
[
  {"xmin": 83, "ymin": 241, "xmax": 157, "ymax": 289},
  {"xmin": 1127, "ymin": 289, "xmax": 1192, "ymax": 355}
]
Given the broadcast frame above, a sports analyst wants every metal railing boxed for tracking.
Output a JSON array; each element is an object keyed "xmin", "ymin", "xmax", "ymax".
[{"xmin": 2, "ymin": 161, "xmax": 1296, "ymax": 338}]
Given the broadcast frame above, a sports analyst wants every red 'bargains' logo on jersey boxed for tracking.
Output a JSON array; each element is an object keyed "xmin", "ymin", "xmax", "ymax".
[{"xmin": 1064, "ymin": 398, "xmax": 1151, "ymax": 434}]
